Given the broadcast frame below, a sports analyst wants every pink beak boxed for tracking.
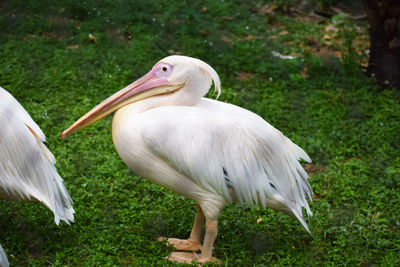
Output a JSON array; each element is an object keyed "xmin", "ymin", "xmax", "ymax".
[{"xmin": 61, "ymin": 68, "xmax": 181, "ymax": 139}]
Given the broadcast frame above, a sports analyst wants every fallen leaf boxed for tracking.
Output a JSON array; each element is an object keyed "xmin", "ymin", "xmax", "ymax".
[
  {"xmin": 237, "ymin": 35, "xmax": 258, "ymax": 41},
  {"xmin": 294, "ymin": 12, "xmax": 326, "ymax": 24},
  {"xmin": 304, "ymin": 163, "xmax": 326, "ymax": 174},
  {"xmin": 259, "ymin": 4, "xmax": 278, "ymax": 15},
  {"xmin": 323, "ymin": 33, "xmax": 333, "ymax": 40},
  {"xmin": 170, "ymin": 19, "xmax": 186, "ymax": 24},
  {"xmin": 236, "ymin": 71, "xmax": 252, "ymax": 81},
  {"xmin": 325, "ymin": 24, "xmax": 338, "ymax": 32},
  {"xmin": 290, "ymin": 52, "xmax": 303, "ymax": 57},
  {"xmin": 244, "ymin": 35, "xmax": 257, "ymax": 40},
  {"xmin": 318, "ymin": 47, "xmax": 341, "ymax": 59},
  {"xmin": 257, "ymin": 217, "xmax": 262, "ymax": 223},
  {"xmin": 360, "ymin": 58, "xmax": 369, "ymax": 68},
  {"xmin": 66, "ymin": 44, "xmax": 79, "ymax": 49},
  {"xmin": 279, "ymin": 30, "xmax": 289, "ymax": 35},
  {"xmin": 201, "ymin": 6, "xmax": 208, "ymax": 12},
  {"xmin": 221, "ymin": 36, "xmax": 233, "ymax": 44},
  {"xmin": 300, "ymin": 66, "xmax": 308, "ymax": 78},
  {"xmin": 168, "ymin": 49, "xmax": 182, "ymax": 55},
  {"xmin": 88, "ymin": 33, "xmax": 97, "ymax": 43},
  {"xmin": 222, "ymin": 16, "xmax": 234, "ymax": 21},
  {"xmin": 23, "ymin": 34, "xmax": 37, "ymax": 42}
]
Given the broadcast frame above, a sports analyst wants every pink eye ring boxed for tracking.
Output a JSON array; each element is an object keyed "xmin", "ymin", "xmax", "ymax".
[{"xmin": 154, "ymin": 63, "xmax": 173, "ymax": 78}]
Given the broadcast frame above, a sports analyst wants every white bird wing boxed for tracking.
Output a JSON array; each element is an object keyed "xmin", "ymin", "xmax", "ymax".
[
  {"xmin": 139, "ymin": 98, "xmax": 312, "ymax": 231},
  {"xmin": 0, "ymin": 87, "xmax": 74, "ymax": 225},
  {"xmin": 0, "ymin": 244, "xmax": 9, "ymax": 267}
]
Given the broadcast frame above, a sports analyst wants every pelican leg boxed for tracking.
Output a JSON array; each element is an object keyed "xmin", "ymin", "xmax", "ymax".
[
  {"xmin": 166, "ymin": 219, "xmax": 220, "ymax": 264},
  {"xmin": 158, "ymin": 203, "xmax": 204, "ymax": 251},
  {"xmin": 197, "ymin": 219, "xmax": 220, "ymax": 263}
]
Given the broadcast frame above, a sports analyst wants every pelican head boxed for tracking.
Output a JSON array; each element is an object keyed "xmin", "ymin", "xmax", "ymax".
[{"xmin": 61, "ymin": 55, "xmax": 221, "ymax": 138}]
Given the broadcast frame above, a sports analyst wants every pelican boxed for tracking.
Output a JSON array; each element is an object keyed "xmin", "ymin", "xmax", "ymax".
[
  {"xmin": 0, "ymin": 87, "xmax": 74, "ymax": 266},
  {"xmin": 0, "ymin": 244, "xmax": 8, "ymax": 267},
  {"xmin": 62, "ymin": 55, "xmax": 313, "ymax": 264}
]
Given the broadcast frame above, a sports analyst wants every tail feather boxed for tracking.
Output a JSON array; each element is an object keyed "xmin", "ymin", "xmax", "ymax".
[
  {"xmin": 39, "ymin": 167, "xmax": 75, "ymax": 225},
  {"xmin": 269, "ymin": 194, "xmax": 312, "ymax": 234},
  {"xmin": 284, "ymin": 137, "xmax": 312, "ymax": 163},
  {"xmin": 291, "ymin": 206, "xmax": 311, "ymax": 234},
  {"xmin": 23, "ymin": 142, "xmax": 75, "ymax": 225},
  {"xmin": 29, "ymin": 124, "xmax": 75, "ymax": 224}
]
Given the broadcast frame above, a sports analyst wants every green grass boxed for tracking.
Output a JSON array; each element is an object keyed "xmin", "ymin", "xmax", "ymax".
[{"xmin": 1, "ymin": 0, "xmax": 399, "ymax": 266}]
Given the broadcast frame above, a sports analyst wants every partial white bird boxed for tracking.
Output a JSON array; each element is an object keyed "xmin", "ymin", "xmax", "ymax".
[
  {"xmin": 0, "ymin": 87, "xmax": 74, "ymax": 265},
  {"xmin": 0, "ymin": 244, "xmax": 9, "ymax": 267},
  {"xmin": 62, "ymin": 55, "xmax": 312, "ymax": 264}
]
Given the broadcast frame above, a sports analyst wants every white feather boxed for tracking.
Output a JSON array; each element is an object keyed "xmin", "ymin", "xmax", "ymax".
[
  {"xmin": 0, "ymin": 87, "xmax": 74, "ymax": 225},
  {"xmin": 113, "ymin": 97, "xmax": 312, "ymax": 230},
  {"xmin": 0, "ymin": 244, "xmax": 9, "ymax": 267}
]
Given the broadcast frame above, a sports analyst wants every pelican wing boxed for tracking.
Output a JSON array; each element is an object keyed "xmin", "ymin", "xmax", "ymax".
[
  {"xmin": 0, "ymin": 244, "xmax": 9, "ymax": 267},
  {"xmin": 140, "ymin": 98, "xmax": 312, "ymax": 231},
  {"xmin": 0, "ymin": 87, "xmax": 74, "ymax": 225}
]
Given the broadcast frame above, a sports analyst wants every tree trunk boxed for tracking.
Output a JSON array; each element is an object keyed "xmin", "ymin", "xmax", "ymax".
[{"xmin": 363, "ymin": 0, "xmax": 400, "ymax": 89}]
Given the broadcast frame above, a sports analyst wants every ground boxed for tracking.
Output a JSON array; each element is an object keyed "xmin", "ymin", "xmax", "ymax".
[{"xmin": 0, "ymin": 0, "xmax": 399, "ymax": 266}]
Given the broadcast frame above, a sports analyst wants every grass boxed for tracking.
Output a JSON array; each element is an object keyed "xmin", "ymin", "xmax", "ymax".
[{"xmin": 0, "ymin": 0, "xmax": 399, "ymax": 266}]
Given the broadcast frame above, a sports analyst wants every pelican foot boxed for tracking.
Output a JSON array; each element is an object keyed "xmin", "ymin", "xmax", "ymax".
[
  {"xmin": 157, "ymin": 236, "xmax": 202, "ymax": 251},
  {"xmin": 165, "ymin": 252, "xmax": 220, "ymax": 265}
]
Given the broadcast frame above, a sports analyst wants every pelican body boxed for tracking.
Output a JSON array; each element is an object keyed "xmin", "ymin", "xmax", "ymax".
[
  {"xmin": 0, "ymin": 87, "xmax": 74, "ymax": 267},
  {"xmin": 62, "ymin": 56, "xmax": 312, "ymax": 263}
]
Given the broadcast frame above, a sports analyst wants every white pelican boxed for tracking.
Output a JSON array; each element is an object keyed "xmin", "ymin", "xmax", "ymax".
[
  {"xmin": 0, "ymin": 87, "xmax": 75, "ymax": 266},
  {"xmin": 62, "ymin": 55, "xmax": 313, "ymax": 264}
]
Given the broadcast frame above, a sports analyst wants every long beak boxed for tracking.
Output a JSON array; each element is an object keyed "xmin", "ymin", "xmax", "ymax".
[{"xmin": 61, "ymin": 71, "xmax": 182, "ymax": 139}]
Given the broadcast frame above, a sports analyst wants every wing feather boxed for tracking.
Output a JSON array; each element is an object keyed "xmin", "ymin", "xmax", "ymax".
[
  {"xmin": 0, "ymin": 244, "xmax": 9, "ymax": 267},
  {"xmin": 0, "ymin": 87, "xmax": 74, "ymax": 225},
  {"xmin": 0, "ymin": 88, "xmax": 45, "ymax": 142},
  {"xmin": 140, "ymin": 98, "xmax": 312, "ymax": 230}
]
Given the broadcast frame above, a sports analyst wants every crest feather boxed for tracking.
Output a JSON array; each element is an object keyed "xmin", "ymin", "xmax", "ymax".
[{"xmin": 161, "ymin": 55, "xmax": 221, "ymax": 97}]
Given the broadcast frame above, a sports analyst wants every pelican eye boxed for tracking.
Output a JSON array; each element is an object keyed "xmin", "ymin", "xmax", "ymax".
[{"xmin": 155, "ymin": 63, "xmax": 173, "ymax": 77}]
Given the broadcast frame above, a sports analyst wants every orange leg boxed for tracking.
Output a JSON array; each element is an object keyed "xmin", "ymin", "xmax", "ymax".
[
  {"xmin": 197, "ymin": 219, "xmax": 218, "ymax": 263},
  {"xmin": 166, "ymin": 219, "xmax": 220, "ymax": 264},
  {"xmin": 158, "ymin": 203, "xmax": 204, "ymax": 251},
  {"xmin": 164, "ymin": 204, "xmax": 221, "ymax": 264}
]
